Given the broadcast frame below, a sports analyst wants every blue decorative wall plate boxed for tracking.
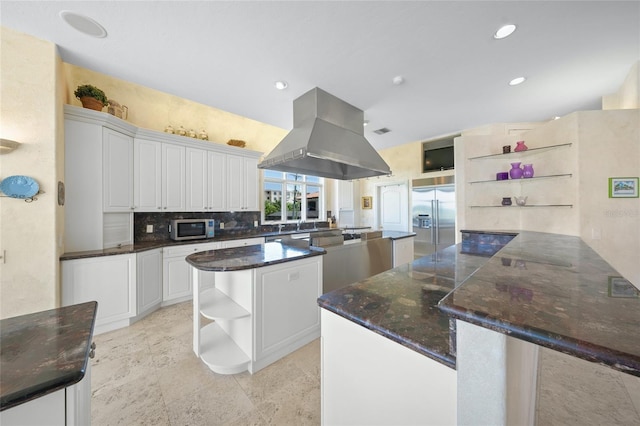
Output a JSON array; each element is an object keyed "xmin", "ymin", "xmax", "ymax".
[{"xmin": 0, "ymin": 175, "xmax": 40, "ymax": 199}]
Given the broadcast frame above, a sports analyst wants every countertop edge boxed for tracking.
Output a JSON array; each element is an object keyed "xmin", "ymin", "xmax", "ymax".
[
  {"xmin": 318, "ymin": 300, "xmax": 456, "ymax": 370},
  {"xmin": 439, "ymin": 302, "xmax": 640, "ymax": 377},
  {"xmin": 186, "ymin": 246, "xmax": 325, "ymax": 271}
]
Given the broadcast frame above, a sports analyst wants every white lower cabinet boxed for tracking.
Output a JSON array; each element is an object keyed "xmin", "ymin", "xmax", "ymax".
[
  {"xmin": 0, "ymin": 357, "xmax": 91, "ymax": 426},
  {"xmin": 393, "ymin": 236, "xmax": 415, "ymax": 266},
  {"xmin": 163, "ymin": 242, "xmax": 220, "ymax": 305},
  {"xmin": 136, "ymin": 248, "xmax": 163, "ymax": 318},
  {"xmin": 321, "ymin": 309, "xmax": 457, "ymax": 425},
  {"xmin": 221, "ymin": 237, "xmax": 264, "ymax": 248},
  {"xmin": 193, "ymin": 255, "xmax": 322, "ymax": 375},
  {"xmin": 62, "ymin": 254, "xmax": 136, "ymax": 335}
]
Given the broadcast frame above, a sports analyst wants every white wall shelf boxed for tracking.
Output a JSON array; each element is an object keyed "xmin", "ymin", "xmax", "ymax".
[{"xmin": 469, "ymin": 204, "xmax": 573, "ymax": 208}]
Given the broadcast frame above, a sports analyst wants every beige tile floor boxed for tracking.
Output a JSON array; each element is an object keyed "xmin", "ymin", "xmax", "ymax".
[{"xmin": 91, "ymin": 302, "xmax": 640, "ymax": 425}]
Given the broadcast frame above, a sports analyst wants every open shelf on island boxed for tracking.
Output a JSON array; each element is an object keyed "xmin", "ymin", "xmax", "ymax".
[
  {"xmin": 199, "ymin": 322, "xmax": 250, "ymax": 375},
  {"xmin": 200, "ymin": 287, "xmax": 250, "ymax": 321},
  {"xmin": 468, "ymin": 173, "xmax": 572, "ymax": 184},
  {"xmin": 468, "ymin": 143, "xmax": 572, "ymax": 160}
]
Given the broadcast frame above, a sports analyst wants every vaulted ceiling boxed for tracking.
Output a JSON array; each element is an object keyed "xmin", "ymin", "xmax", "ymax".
[{"xmin": 2, "ymin": 1, "xmax": 638, "ymax": 149}]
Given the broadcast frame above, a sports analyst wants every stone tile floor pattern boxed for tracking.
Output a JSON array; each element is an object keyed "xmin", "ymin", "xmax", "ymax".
[{"xmin": 91, "ymin": 302, "xmax": 640, "ymax": 425}]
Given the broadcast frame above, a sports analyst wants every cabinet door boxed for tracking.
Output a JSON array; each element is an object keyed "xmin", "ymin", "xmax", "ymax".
[
  {"xmin": 227, "ymin": 154, "xmax": 259, "ymax": 211},
  {"xmin": 243, "ymin": 156, "xmax": 259, "ymax": 211},
  {"xmin": 338, "ymin": 180, "xmax": 354, "ymax": 211},
  {"xmin": 134, "ymin": 138, "xmax": 162, "ymax": 212},
  {"xmin": 393, "ymin": 237, "xmax": 415, "ymax": 267},
  {"xmin": 162, "ymin": 143, "xmax": 186, "ymax": 211},
  {"xmin": 254, "ymin": 258, "xmax": 321, "ymax": 361},
  {"xmin": 66, "ymin": 361, "xmax": 91, "ymax": 426},
  {"xmin": 62, "ymin": 254, "xmax": 137, "ymax": 327},
  {"xmin": 163, "ymin": 254, "xmax": 192, "ymax": 302},
  {"xmin": 208, "ymin": 151, "xmax": 226, "ymax": 211},
  {"xmin": 137, "ymin": 249, "xmax": 163, "ymax": 316},
  {"xmin": 226, "ymin": 154, "xmax": 244, "ymax": 211},
  {"xmin": 185, "ymin": 147, "xmax": 208, "ymax": 211},
  {"xmin": 103, "ymin": 128, "xmax": 134, "ymax": 212}
]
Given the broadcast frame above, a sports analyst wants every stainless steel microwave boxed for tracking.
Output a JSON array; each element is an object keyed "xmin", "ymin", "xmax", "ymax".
[{"xmin": 169, "ymin": 219, "xmax": 215, "ymax": 241}]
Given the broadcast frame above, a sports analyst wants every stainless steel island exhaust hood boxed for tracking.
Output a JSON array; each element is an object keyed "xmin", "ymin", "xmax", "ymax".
[{"xmin": 258, "ymin": 88, "xmax": 391, "ymax": 180}]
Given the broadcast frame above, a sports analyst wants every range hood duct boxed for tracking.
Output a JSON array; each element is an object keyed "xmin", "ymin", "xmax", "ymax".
[{"xmin": 258, "ymin": 87, "xmax": 391, "ymax": 180}]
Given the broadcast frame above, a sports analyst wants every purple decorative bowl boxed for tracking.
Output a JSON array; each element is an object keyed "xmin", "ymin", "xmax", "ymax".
[{"xmin": 496, "ymin": 172, "xmax": 509, "ymax": 181}]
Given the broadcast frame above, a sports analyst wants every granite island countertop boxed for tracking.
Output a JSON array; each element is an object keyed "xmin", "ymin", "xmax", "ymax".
[
  {"xmin": 186, "ymin": 241, "xmax": 325, "ymax": 272},
  {"xmin": 0, "ymin": 301, "xmax": 97, "ymax": 411},
  {"xmin": 317, "ymin": 243, "xmax": 491, "ymax": 369},
  {"xmin": 439, "ymin": 231, "xmax": 640, "ymax": 376},
  {"xmin": 318, "ymin": 230, "xmax": 640, "ymax": 376}
]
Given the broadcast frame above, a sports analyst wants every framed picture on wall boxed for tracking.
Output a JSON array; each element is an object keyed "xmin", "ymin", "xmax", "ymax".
[
  {"xmin": 608, "ymin": 276, "xmax": 639, "ymax": 298},
  {"xmin": 608, "ymin": 177, "xmax": 639, "ymax": 198},
  {"xmin": 361, "ymin": 196, "xmax": 372, "ymax": 209}
]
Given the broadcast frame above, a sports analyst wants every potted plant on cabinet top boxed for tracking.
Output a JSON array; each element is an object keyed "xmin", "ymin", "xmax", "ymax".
[{"xmin": 74, "ymin": 84, "xmax": 108, "ymax": 111}]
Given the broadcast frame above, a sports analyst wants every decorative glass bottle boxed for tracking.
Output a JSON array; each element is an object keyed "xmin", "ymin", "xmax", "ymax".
[
  {"xmin": 509, "ymin": 162, "xmax": 523, "ymax": 179},
  {"xmin": 522, "ymin": 164, "xmax": 534, "ymax": 178},
  {"xmin": 514, "ymin": 140, "xmax": 528, "ymax": 152}
]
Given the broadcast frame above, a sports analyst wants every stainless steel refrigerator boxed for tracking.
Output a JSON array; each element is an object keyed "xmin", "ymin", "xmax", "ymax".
[{"xmin": 411, "ymin": 184, "xmax": 456, "ymax": 257}]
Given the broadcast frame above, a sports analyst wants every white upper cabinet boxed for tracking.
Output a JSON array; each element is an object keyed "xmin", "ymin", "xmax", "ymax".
[
  {"xmin": 227, "ymin": 154, "xmax": 259, "ymax": 211},
  {"xmin": 338, "ymin": 180, "xmax": 355, "ymax": 211},
  {"xmin": 208, "ymin": 150, "xmax": 226, "ymax": 211},
  {"xmin": 186, "ymin": 147, "xmax": 208, "ymax": 211},
  {"xmin": 185, "ymin": 148, "xmax": 227, "ymax": 211},
  {"xmin": 103, "ymin": 128, "xmax": 134, "ymax": 212},
  {"xmin": 134, "ymin": 139, "xmax": 185, "ymax": 212},
  {"xmin": 162, "ymin": 143, "xmax": 186, "ymax": 211},
  {"xmin": 134, "ymin": 138, "xmax": 162, "ymax": 211}
]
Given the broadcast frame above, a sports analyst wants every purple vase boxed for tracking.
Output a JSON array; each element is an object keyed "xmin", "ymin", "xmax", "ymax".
[
  {"xmin": 514, "ymin": 141, "xmax": 528, "ymax": 152},
  {"xmin": 522, "ymin": 164, "xmax": 534, "ymax": 178},
  {"xmin": 509, "ymin": 162, "xmax": 523, "ymax": 179}
]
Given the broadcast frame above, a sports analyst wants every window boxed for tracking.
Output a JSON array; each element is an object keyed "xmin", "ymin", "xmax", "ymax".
[{"xmin": 263, "ymin": 171, "xmax": 324, "ymax": 223}]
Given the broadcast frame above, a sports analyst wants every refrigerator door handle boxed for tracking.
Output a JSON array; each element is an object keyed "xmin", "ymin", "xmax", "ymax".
[
  {"xmin": 430, "ymin": 200, "xmax": 436, "ymax": 245},
  {"xmin": 434, "ymin": 200, "xmax": 439, "ymax": 245}
]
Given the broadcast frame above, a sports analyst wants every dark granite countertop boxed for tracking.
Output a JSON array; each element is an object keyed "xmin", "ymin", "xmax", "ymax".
[
  {"xmin": 60, "ymin": 228, "xmax": 414, "ymax": 260},
  {"xmin": 317, "ymin": 243, "xmax": 492, "ymax": 369},
  {"xmin": 439, "ymin": 231, "xmax": 640, "ymax": 377},
  {"xmin": 318, "ymin": 230, "xmax": 640, "ymax": 376},
  {"xmin": 0, "ymin": 301, "xmax": 97, "ymax": 411},
  {"xmin": 382, "ymin": 230, "xmax": 417, "ymax": 240},
  {"xmin": 186, "ymin": 241, "xmax": 325, "ymax": 272}
]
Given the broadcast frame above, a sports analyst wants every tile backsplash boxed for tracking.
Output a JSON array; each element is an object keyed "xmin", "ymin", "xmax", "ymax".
[{"xmin": 134, "ymin": 211, "xmax": 261, "ymax": 242}]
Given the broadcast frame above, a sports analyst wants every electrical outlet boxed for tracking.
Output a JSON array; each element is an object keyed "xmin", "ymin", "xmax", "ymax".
[
  {"xmin": 219, "ymin": 222, "xmax": 224, "ymax": 229},
  {"xmin": 254, "ymin": 220, "xmax": 259, "ymax": 227},
  {"xmin": 591, "ymin": 228, "xmax": 601, "ymax": 240},
  {"xmin": 146, "ymin": 224, "xmax": 153, "ymax": 233}
]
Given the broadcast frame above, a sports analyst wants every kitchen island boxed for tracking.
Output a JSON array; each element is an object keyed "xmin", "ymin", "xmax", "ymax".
[
  {"xmin": 0, "ymin": 302, "xmax": 97, "ymax": 425},
  {"xmin": 318, "ymin": 231, "xmax": 639, "ymax": 425},
  {"xmin": 187, "ymin": 241, "xmax": 325, "ymax": 374}
]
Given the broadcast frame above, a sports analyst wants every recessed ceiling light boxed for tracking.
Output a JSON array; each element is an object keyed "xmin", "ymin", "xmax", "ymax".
[
  {"xmin": 274, "ymin": 81, "xmax": 288, "ymax": 90},
  {"xmin": 59, "ymin": 11, "xmax": 107, "ymax": 38},
  {"xmin": 363, "ymin": 120, "xmax": 370, "ymax": 126},
  {"xmin": 392, "ymin": 76, "xmax": 405, "ymax": 85},
  {"xmin": 509, "ymin": 77, "xmax": 526, "ymax": 86},
  {"xmin": 494, "ymin": 24, "xmax": 516, "ymax": 39}
]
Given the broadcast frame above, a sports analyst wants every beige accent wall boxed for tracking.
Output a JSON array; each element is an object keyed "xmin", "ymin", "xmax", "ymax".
[
  {"xmin": 602, "ymin": 61, "xmax": 639, "ymax": 110},
  {"xmin": 63, "ymin": 63, "xmax": 288, "ymax": 154},
  {"xmin": 0, "ymin": 27, "xmax": 63, "ymax": 318}
]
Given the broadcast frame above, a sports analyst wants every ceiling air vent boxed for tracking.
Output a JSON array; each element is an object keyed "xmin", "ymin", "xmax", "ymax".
[{"xmin": 373, "ymin": 127, "xmax": 391, "ymax": 135}]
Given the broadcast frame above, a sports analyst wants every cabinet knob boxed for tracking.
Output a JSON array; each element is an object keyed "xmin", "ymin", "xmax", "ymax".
[
  {"xmin": 164, "ymin": 207, "xmax": 167, "ymax": 210},
  {"xmin": 157, "ymin": 206, "xmax": 162, "ymax": 210},
  {"xmin": 91, "ymin": 342, "xmax": 96, "ymax": 350},
  {"xmin": 130, "ymin": 207, "xmax": 135, "ymax": 210},
  {"xmin": 89, "ymin": 349, "xmax": 95, "ymax": 359}
]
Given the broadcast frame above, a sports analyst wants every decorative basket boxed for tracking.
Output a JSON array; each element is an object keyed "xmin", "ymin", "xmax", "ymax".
[{"xmin": 227, "ymin": 139, "xmax": 246, "ymax": 148}]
